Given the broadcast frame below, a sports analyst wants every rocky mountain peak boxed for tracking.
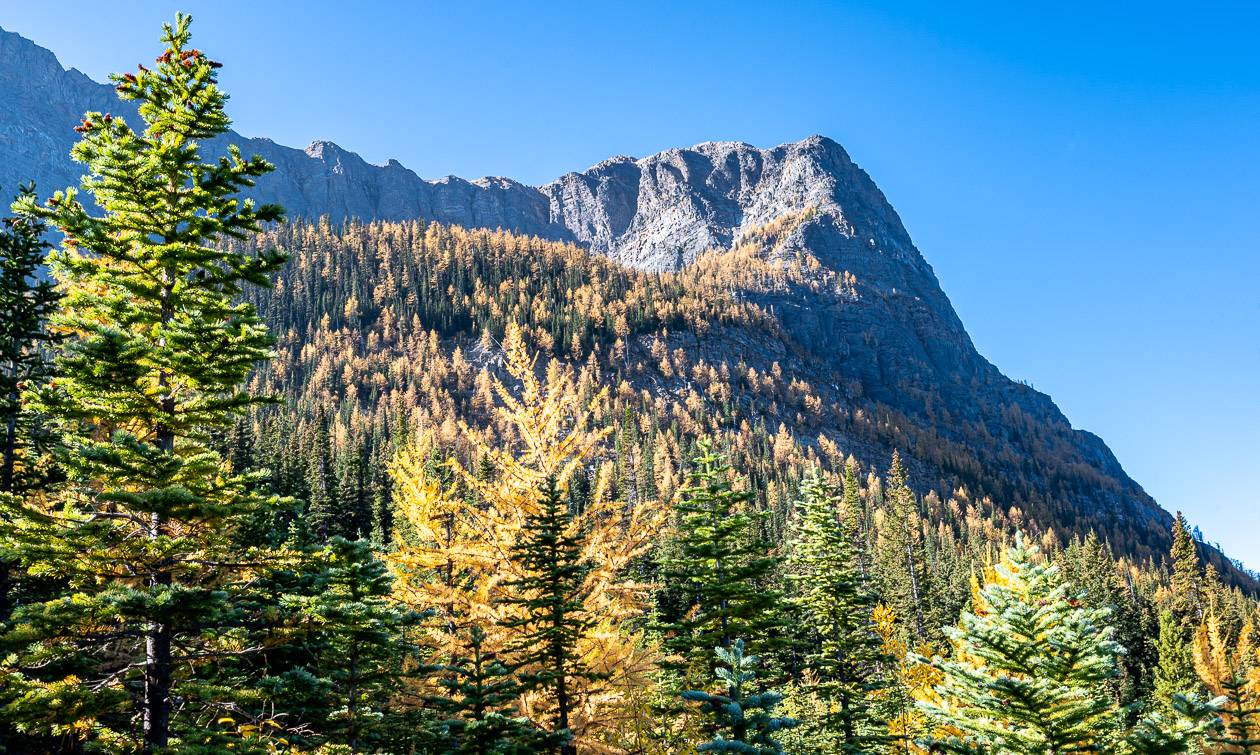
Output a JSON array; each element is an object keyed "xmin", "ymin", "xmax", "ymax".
[{"xmin": 0, "ymin": 23, "xmax": 1240, "ymax": 584}]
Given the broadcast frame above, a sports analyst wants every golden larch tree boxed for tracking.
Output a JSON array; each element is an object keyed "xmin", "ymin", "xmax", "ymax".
[{"xmin": 389, "ymin": 323, "xmax": 669, "ymax": 752}]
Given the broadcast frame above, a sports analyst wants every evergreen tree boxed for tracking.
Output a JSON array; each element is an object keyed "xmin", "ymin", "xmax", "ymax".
[
  {"xmin": 301, "ymin": 537, "xmax": 427, "ymax": 752},
  {"xmin": 681, "ymin": 639, "xmax": 799, "ymax": 754},
  {"xmin": 306, "ymin": 407, "xmax": 336, "ymax": 539},
  {"xmin": 1125, "ymin": 694, "xmax": 1224, "ymax": 755},
  {"xmin": 783, "ymin": 472, "xmax": 891, "ymax": 752},
  {"xmin": 918, "ymin": 535, "xmax": 1127, "ymax": 753},
  {"xmin": 1154, "ymin": 609, "xmax": 1202, "ymax": 713},
  {"xmin": 657, "ymin": 438, "xmax": 782, "ymax": 682},
  {"xmin": 0, "ymin": 15, "xmax": 287, "ymax": 750},
  {"xmin": 1169, "ymin": 512, "xmax": 1203, "ymax": 630},
  {"xmin": 333, "ymin": 443, "xmax": 373, "ymax": 540},
  {"xmin": 500, "ymin": 475, "xmax": 598, "ymax": 755},
  {"xmin": 0, "ymin": 181, "xmax": 62, "ymax": 755},
  {"xmin": 840, "ymin": 458, "xmax": 868, "ymax": 580},
  {"xmin": 878, "ymin": 450, "xmax": 928, "ymax": 641},
  {"xmin": 1060, "ymin": 532, "xmax": 1157, "ymax": 707},
  {"xmin": 919, "ymin": 535, "xmax": 1218, "ymax": 755},
  {"xmin": 429, "ymin": 625, "xmax": 546, "ymax": 755},
  {"xmin": 0, "ymin": 184, "xmax": 59, "ymax": 496}
]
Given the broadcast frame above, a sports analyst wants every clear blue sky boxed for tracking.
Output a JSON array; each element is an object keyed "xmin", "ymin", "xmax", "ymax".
[{"xmin": 5, "ymin": 1, "xmax": 1258, "ymax": 566}]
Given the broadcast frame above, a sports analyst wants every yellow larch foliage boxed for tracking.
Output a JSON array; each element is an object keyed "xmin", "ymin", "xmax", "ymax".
[
  {"xmin": 872, "ymin": 603, "xmax": 943, "ymax": 753},
  {"xmin": 1194, "ymin": 608, "xmax": 1260, "ymax": 744},
  {"xmin": 388, "ymin": 323, "xmax": 670, "ymax": 752}
]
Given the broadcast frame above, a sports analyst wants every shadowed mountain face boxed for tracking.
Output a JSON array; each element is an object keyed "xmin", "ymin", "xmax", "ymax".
[{"xmin": 0, "ymin": 25, "xmax": 1240, "ymax": 580}]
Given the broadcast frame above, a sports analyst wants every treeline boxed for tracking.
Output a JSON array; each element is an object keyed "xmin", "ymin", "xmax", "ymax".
[{"xmin": 2, "ymin": 15, "xmax": 1259, "ymax": 755}]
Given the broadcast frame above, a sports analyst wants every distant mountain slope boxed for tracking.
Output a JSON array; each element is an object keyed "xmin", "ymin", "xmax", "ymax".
[{"xmin": 0, "ymin": 24, "xmax": 1246, "ymax": 584}]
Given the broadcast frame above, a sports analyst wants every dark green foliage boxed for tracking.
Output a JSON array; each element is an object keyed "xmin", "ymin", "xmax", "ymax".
[
  {"xmin": 0, "ymin": 186, "xmax": 62, "ymax": 751},
  {"xmin": 0, "ymin": 184, "xmax": 59, "ymax": 496},
  {"xmin": 875, "ymin": 451, "xmax": 929, "ymax": 642},
  {"xmin": 657, "ymin": 439, "xmax": 783, "ymax": 682},
  {"xmin": 1154, "ymin": 609, "xmax": 1201, "ymax": 713},
  {"xmin": 1169, "ymin": 513, "xmax": 1202, "ymax": 630},
  {"xmin": 500, "ymin": 476, "xmax": 598, "ymax": 754},
  {"xmin": 306, "ymin": 407, "xmax": 337, "ymax": 539},
  {"xmin": 277, "ymin": 537, "xmax": 429, "ymax": 752},
  {"xmin": 429, "ymin": 626, "xmax": 547, "ymax": 755},
  {"xmin": 1060, "ymin": 532, "xmax": 1158, "ymax": 708},
  {"xmin": 681, "ymin": 639, "xmax": 799, "ymax": 754},
  {"xmin": 784, "ymin": 472, "xmax": 892, "ymax": 752}
]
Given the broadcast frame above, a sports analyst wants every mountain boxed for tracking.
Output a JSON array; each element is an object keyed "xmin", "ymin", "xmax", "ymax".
[{"xmin": 0, "ymin": 24, "xmax": 1246, "ymax": 583}]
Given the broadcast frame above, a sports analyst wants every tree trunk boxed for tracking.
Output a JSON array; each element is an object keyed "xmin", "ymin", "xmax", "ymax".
[
  {"xmin": 557, "ymin": 659, "xmax": 575, "ymax": 755},
  {"xmin": 143, "ymin": 561, "xmax": 172, "ymax": 752},
  {"xmin": 145, "ymin": 283, "xmax": 175, "ymax": 752},
  {"xmin": 144, "ymin": 419, "xmax": 173, "ymax": 752},
  {"xmin": 347, "ymin": 644, "xmax": 359, "ymax": 754},
  {"xmin": 905, "ymin": 535, "xmax": 925, "ymax": 641}
]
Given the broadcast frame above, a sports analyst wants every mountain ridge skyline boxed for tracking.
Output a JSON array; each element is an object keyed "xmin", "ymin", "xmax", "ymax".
[{"xmin": 0, "ymin": 16, "xmax": 1254, "ymax": 574}]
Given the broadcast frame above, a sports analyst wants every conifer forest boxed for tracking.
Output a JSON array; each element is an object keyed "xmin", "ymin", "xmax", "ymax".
[{"xmin": 1, "ymin": 14, "xmax": 1257, "ymax": 755}]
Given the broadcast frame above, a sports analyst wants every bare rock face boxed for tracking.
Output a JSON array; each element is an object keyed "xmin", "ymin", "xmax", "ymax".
[
  {"xmin": 541, "ymin": 137, "xmax": 917, "ymax": 272},
  {"xmin": 2, "ymin": 24, "xmax": 1235, "ymax": 580}
]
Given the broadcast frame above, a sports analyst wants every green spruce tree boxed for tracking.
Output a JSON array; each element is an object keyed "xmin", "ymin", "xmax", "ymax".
[
  {"xmin": 877, "ymin": 450, "xmax": 928, "ymax": 642},
  {"xmin": 299, "ymin": 537, "xmax": 427, "ymax": 752},
  {"xmin": 0, "ymin": 14, "xmax": 286, "ymax": 750},
  {"xmin": 500, "ymin": 475, "xmax": 598, "ymax": 755},
  {"xmin": 429, "ymin": 625, "xmax": 546, "ymax": 755},
  {"xmin": 840, "ymin": 458, "xmax": 869, "ymax": 580},
  {"xmin": 1154, "ymin": 609, "xmax": 1202, "ymax": 713},
  {"xmin": 681, "ymin": 639, "xmax": 799, "ymax": 754},
  {"xmin": 1169, "ymin": 513, "xmax": 1202, "ymax": 631},
  {"xmin": 918, "ymin": 535, "xmax": 1126, "ymax": 753},
  {"xmin": 657, "ymin": 438, "xmax": 782, "ymax": 683},
  {"xmin": 306, "ymin": 407, "xmax": 337, "ymax": 539},
  {"xmin": 0, "ymin": 182, "xmax": 62, "ymax": 755},
  {"xmin": 920, "ymin": 535, "xmax": 1217, "ymax": 755},
  {"xmin": 1060, "ymin": 532, "xmax": 1157, "ymax": 707},
  {"xmin": 783, "ymin": 472, "xmax": 891, "ymax": 752}
]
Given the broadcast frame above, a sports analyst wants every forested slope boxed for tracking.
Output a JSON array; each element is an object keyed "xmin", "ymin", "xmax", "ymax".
[{"xmin": 233, "ymin": 216, "xmax": 1252, "ymax": 587}]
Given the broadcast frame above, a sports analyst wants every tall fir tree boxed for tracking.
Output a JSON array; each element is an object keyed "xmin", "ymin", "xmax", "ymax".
[
  {"xmin": 0, "ymin": 184, "xmax": 63, "ymax": 755},
  {"xmin": 299, "ymin": 537, "xmax": 428, "ymax": 752},
  {"xmin": 840, "ymin": 458, "xmax": 869, "ymax": 581},
  {"xmin": 0, "ymin": 15, "xmax": 287, "ymax": 750},
  {"xmin": 333, "ymin": 444, "xmax": 373, "ymax": 540},
  {"xmin": 657, "ymin": 438, "xmax": 783, "ymax": 683},
  {"xmin": 500, "ymin": 475, "xmax": 598, "ymax": 755},
  {"xmin": 1169, "ymin": 512, "xmax": 1203, "ymax": 630},
  {"xmin": 1154, "ymin": 609, "xmax": 1202, "ymax": 714},
  {"xmin": 0, "ymin": 185, "xmax": 61, "ymax": 640},
  {"xmin": 783, "ymin": 472, "xmax": 891, "ymax": 752},
  {"xmin": 877, "ymin": 450, "xmax": 928, "ymax": 642},
  {"xmin": 681, "ymin": 639, "xmax": 799, "ymax": 755},
  {"xmin": 1060, "ymin": 532, "xmax": 1157, "ymax": 708},
  {"xmin": 305, "ymin": 407, "xmax": 336, "ymax": 540}
]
